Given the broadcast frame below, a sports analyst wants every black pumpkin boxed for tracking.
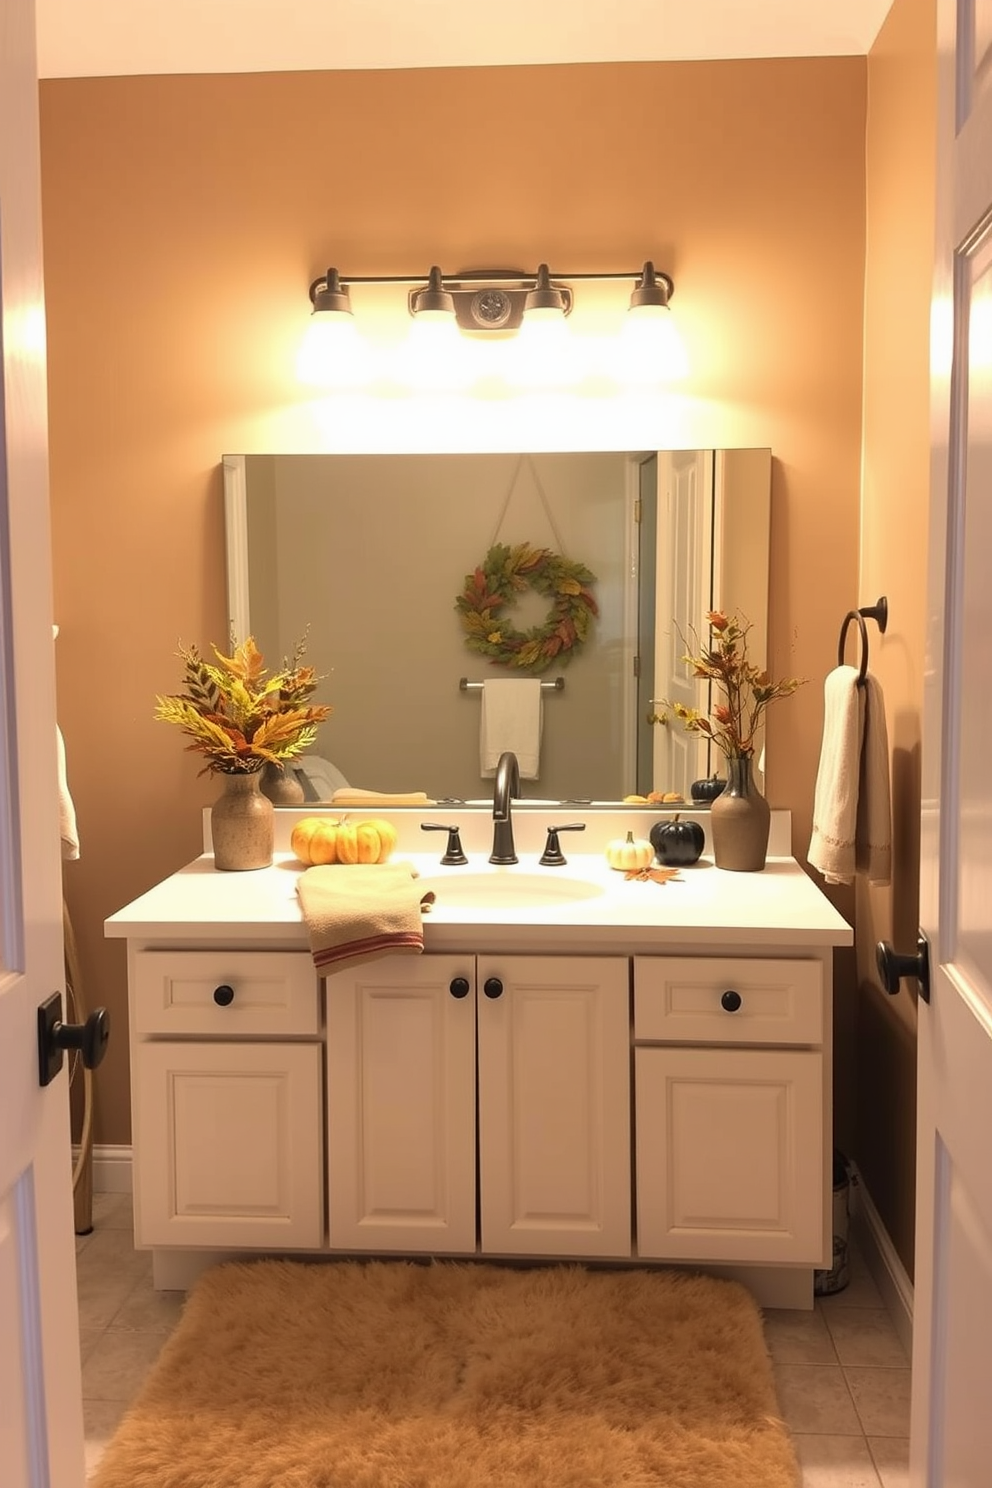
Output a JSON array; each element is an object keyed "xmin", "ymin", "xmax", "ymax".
[
  {"xmin": 650, "ymin": 814, "xmax": 705, "ymax": 866},
  {"xmin": 690, "ymin": 773, "xmax": 726, "ymax": 803}
]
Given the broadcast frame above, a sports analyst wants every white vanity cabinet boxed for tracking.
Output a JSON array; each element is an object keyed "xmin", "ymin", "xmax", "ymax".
[
  {"xmin": 105, "ymin": 831, "xmax": 852, "ymax": 1302},
  {"xmin": 128, "ymin": 948, "xmax": 324, "ymax": 1252},
  {"xmin": 633, "ymin": 954, "xmax": 828, "ymax": 1265},
  {"xmin": 326, "ymin": 954, "xmax": 631, "ymax": 1259}
]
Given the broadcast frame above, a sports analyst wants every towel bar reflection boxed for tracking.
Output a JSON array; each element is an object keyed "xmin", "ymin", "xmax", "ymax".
[
  {"xmin": 460, "ymin": 676, "xmax": 565, "ymax": 692},
  {"xmin": 837, "ymin": 596, "xmax": 888, "ymax": 687}
]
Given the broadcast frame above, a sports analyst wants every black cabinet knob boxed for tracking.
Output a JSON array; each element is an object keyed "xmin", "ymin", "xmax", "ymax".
[
  {"xmin": 449, "ymin": 977, "xmax": 470, "ymax": 999},
  {"xmin": 213, "ymin": 984, "xmax": 235, "ymax": 1007},
  {"xmin": 483, "ymin": 977, "xmax": 504, "ymax": 1000},
  {"xmin": 720, "ymin": 990, "xmax": 743, "ymax": 1013}
]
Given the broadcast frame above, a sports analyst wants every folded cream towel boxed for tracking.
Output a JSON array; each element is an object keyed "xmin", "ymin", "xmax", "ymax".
[
  {"xmin": 480, "ymin": 679, "xmax": 542, "ymax": 780},
  {"xmin": 57, "ymin": 725, "xmax": 79, "ymax": 861},
  {"xmin": 296, "ymin": 863, "xmax": 434, "ymax": 973},
  {"xmin": 808, "ymin": 665, "xmax": 891, "ymax": 886},
  {"xmin": 330, "ymin": 789, "xmax": 436, "ymax": 808}
]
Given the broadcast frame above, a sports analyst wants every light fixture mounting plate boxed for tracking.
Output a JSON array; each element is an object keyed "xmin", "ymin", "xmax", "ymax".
[{"xmin": 406, "ymin": 270, "xmax": 573, "ymax": 333}]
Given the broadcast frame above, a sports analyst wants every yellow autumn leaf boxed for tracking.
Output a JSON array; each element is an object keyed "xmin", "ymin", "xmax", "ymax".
[{"xmin": 213, "ymin": 636, "xmax": 265, "ymax": 684}]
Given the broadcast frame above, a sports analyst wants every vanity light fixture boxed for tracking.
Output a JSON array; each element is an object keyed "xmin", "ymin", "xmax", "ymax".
[
  {"xmin": 410, "ymin": 264, "xmax": 456, "ymax": 320},
  {"xmin": 404, "ymin": 264, "xmax": 467, "ymax": 389},
  {"xmin": 297, "ymin": 267, "xmax": 372, "ymax": 386},
  {"xmin": 513, "ymin": 262, "xmax": 575, "ymax": 386},
  {"xmin": 311, "ymin": 266, "xmax": 354, "ymax": 318},
  {"xmin": 302, "ymin": 261, "xmax": 687, "ymax": 384},
  {"xmin": 523, "ymin": 262, "xmax": 569, "ymax": 321},
  {"xmin": 618, "ymin": 260, "xmax": 689, "ymax": 383}
]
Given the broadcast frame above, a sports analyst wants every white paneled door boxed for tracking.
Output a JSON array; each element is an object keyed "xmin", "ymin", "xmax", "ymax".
[
  {"xmin": 911, "ymin": 2, "xmax": 992, "ymax": 1480},
  {"xmin": 652, "ymin": 450, "xmax": 713, "ymax": 799},
  {"xmin": 0, "ymin": 0, "xmax": 86, "ymax": 1483}
]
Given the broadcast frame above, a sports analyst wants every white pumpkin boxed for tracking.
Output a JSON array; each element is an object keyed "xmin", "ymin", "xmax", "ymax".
[{"xmin": 605, "ymin": 829, "xmax": 654, "ymax": 871}]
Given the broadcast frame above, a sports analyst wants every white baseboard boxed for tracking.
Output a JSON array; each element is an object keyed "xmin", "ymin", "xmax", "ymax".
[
  {"xmin": 79, "ymin": 1144, "xmax": 133, "ymax": 1194},
  {"xmin": 850, "ymin": 1166, "xmax": 914, "ymax": 1360}
]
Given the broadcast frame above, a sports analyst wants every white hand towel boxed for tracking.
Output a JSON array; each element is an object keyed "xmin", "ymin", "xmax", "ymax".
[
  {"xmin": 57, "ymin": 724, "xmax": 79, "ymax": 861},
  {"xmin": 808, "ymin": 665, "xmax": 891, "ymax": 885},
  {"xmin": 479, "ymin": 679, "xmax": 543, "ymax": 780}
]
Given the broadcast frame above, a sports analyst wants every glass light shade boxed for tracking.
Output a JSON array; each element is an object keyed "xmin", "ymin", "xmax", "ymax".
[
  {"xmin": 509, "ymin": 308, "xmax": 579, "ymax": 389},
  {"xmin": 296, "ymin": 310, "xmax": 372, "ymax": 388},
  {"xmin": 615, "ymin": 303, "xmax": 689, "ymax": 384}
]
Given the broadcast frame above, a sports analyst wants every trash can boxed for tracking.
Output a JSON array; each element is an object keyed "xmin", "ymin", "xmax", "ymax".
[{"xmin": 814, "ymin": 1149, "xmax": 851, "ymax": 1297}]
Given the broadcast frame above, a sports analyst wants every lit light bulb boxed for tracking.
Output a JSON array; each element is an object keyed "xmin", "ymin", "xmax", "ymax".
[
  {"xmin": 615, "ymin": 303, "xmax": 689, "ymax": 385},
  {"xmin": 296, "ymin": 311, "xmax": 372, "ymax": 388},
  {"xmin": 509, "ymin": 309, "xmax": 579, "ymax": 389},
  {"xmin": 396, "ymin": 311, "xmax": 473, "ymax": 391}
]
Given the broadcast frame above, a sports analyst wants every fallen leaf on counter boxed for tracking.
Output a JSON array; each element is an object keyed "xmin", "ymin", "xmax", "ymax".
[{"xmin": 623, "ymin": 866, "xmax": 683, "ymax": 885}]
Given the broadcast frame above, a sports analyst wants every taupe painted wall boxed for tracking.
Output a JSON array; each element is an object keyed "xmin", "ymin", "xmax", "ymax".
[
  {"xmin": 857, "ymin": 0, "xmax": 936, "ymax": 1277},
  {"xmin": 39, "ymin": 59, "xmax": 867, "ymax": 1145}
]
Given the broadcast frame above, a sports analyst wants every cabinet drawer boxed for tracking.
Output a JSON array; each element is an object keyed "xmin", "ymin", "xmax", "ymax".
[
  {"xmin": 633, "ymin": 956, "xmax": 822, "ymax": 1045},
  {"xmin": 132, "ymin": 950, "xmax": 319, "ymax": 1036}
]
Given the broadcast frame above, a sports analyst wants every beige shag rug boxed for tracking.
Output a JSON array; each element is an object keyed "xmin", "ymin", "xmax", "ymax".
[{"xmin": 91, "ymin": 1260, "xmax": 798, "ymax": 1488}]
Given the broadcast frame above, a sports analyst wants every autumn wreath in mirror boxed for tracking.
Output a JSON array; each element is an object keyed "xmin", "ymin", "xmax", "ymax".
[{"xmin": 455, "ymin": 542, "xmax": 598, "ymax": 675}]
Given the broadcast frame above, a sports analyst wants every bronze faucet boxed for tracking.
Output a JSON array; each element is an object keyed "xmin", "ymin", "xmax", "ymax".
[{"xmin": 490, "ymin": 751, "xmax": 520, "ymax": 864}]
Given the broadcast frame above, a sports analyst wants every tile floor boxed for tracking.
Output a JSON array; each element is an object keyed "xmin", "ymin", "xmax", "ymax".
[{"xmin": 76, "ymin": 1191, "xmax": 911, "ymax": 1486}]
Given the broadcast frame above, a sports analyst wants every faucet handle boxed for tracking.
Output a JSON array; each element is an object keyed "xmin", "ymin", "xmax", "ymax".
[
  {"xmin": 421, "ymin": 822, "xmax": 468, "ymax": 866},
  {"xmin": 539, "ymin": 822, "xmax": 587, "ymax": 867}
]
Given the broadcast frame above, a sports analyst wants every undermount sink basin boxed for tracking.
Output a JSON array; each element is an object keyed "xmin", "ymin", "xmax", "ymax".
[{"xmin": 418, "ymin": 871, "xmax": 606, "ymax": 910}]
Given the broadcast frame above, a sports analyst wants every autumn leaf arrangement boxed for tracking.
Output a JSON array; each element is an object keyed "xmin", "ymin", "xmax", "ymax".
[
  {"xmin": 455, "ymin": 542, "xmax": 598, "ymax": 674},
  {"xmin": 154, "ymin": 634, "xmax": 331, "ymax": 775},
  {"xmin": 653, "ymin": 610, "xmax": 805, "ymax": 760}
]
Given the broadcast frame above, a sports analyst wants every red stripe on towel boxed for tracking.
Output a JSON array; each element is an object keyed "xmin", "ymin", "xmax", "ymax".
[{"xmin": 313, "ymin": 931, "xmax": 424, "ymax": 970}]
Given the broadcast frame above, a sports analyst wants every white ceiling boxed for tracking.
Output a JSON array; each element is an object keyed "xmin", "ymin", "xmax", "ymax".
[{"xmin": 35, "ymin": 0, "xmax": 893, "ymax": 80}]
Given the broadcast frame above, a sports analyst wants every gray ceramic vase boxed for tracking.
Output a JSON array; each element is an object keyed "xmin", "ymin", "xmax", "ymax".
[
  {"xmin": 709, "ymin": 754, "xmax": 770, "ymax": 871},
  {"xmin": 211, "ymin": 770, "xmax": 275, "ymax": 871},
  {"xmin": 259, "ymin": 761, "xmax": 305, "ymax": 805}
]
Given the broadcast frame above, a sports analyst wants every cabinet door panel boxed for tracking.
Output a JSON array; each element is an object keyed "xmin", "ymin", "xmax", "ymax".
[
  {"xmin": 135, "ymin": 1042, "xmax": 323, "ymax": 1248},
  {"xmin": 479, "ymin": 956, "xmax": 630, "ymax": 1258},
  {"xmin": 635, "ymin": 1046, "xmax": 823, "ymax": 1263},
  {"xmin": 326, "ymin": 957, "xmax": 476, "ymax": 1253}
]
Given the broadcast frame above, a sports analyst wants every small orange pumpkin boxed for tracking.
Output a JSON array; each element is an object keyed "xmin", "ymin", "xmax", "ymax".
[{"xmin": 290, "ymin": 816, "xmax": 398, "ymax": 866}]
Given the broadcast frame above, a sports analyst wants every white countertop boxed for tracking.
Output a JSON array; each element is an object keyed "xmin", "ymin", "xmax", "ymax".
[{"xmin": 105, "ymin": 849, "xmax": 853, "ymax": 953}]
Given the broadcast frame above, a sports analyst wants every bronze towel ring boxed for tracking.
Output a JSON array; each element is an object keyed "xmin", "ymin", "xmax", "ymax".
[{"xmin": 837, "ymin": 596, "xmax": 888, "ymax": 686}]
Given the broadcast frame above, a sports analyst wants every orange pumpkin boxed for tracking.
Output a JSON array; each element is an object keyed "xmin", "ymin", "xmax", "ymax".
[{"xmin": 290, "ymin": 815, "xmax": 398, "ymax": 866}]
